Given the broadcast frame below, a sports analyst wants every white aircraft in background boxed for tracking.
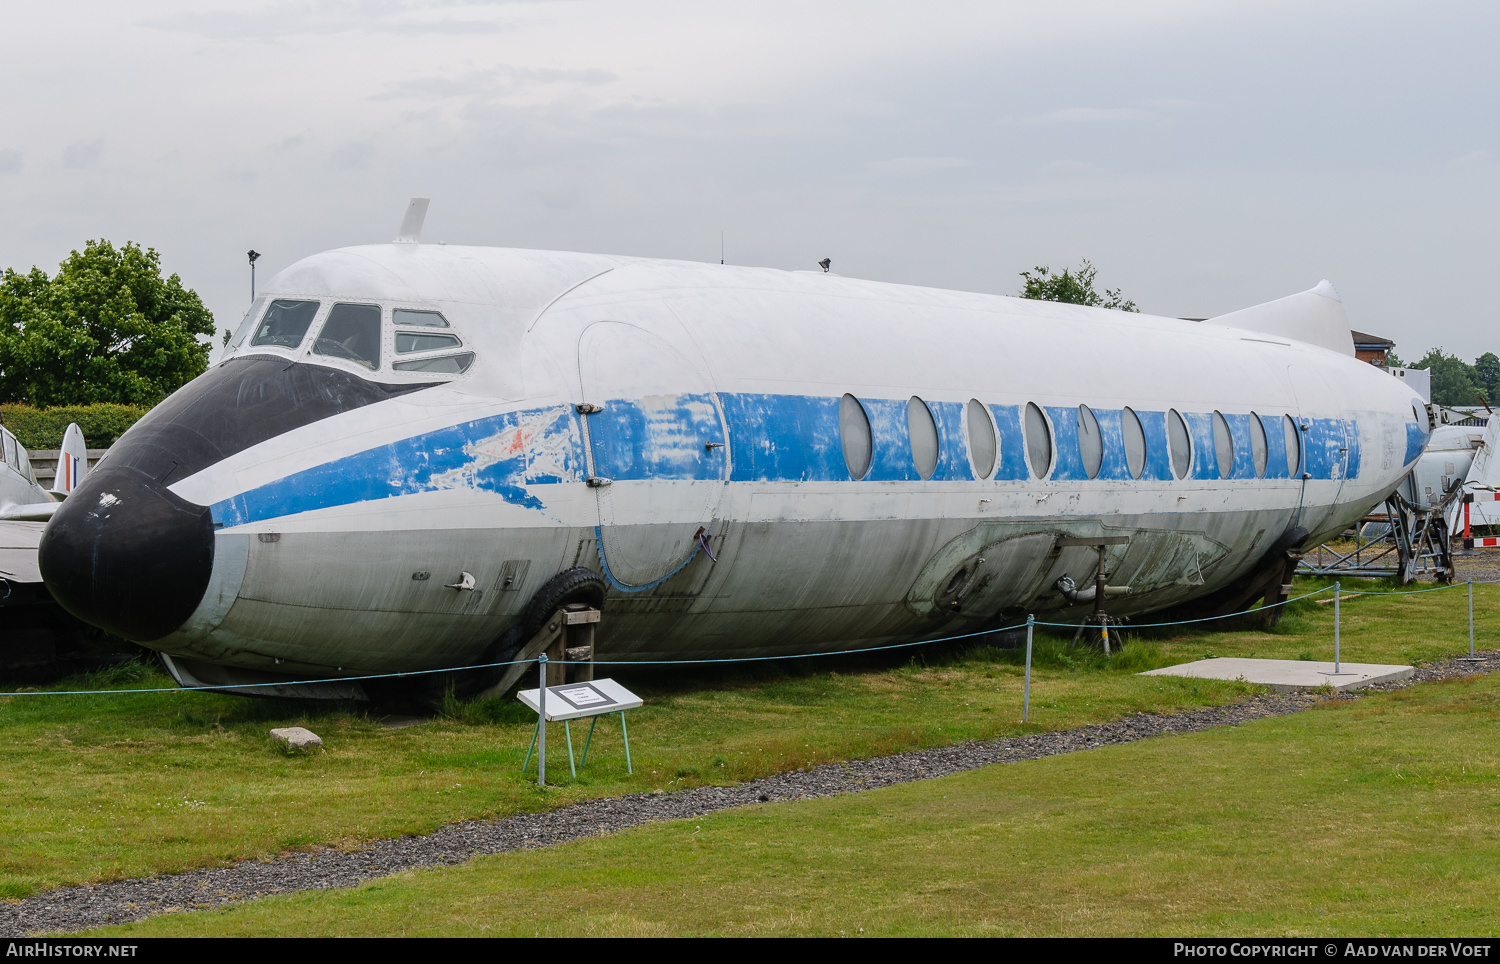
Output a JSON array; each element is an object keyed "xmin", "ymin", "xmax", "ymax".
[
  {"xmin": 0, "ymin": 422, "xmax": 88, "ymax": 521},
  {"xmin": 37, "ymin": 200, "xmax": 1430, "ymax": 699},
  {"xmin": 1, "ymin": 423, "xmax": 92, "ymax": 667}
]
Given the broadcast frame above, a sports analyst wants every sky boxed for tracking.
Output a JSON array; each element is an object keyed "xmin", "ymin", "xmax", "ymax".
[{"xmin": 0, "ymin": 0, "xmax": 1496, "ymax": 361}]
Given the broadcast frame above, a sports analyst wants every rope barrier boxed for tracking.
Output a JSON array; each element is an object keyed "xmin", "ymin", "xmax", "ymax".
[{"xmin": 3, "ymin": 576, "xmax": 1495, "ymax": 699}]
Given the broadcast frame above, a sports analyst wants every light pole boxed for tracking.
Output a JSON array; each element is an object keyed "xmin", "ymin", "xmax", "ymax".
[{"xmin": 248, "ymin": 249, "xmax": 261, "ymax": 300}]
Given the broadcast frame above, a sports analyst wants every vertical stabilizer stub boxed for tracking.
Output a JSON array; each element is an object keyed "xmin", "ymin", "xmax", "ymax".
[{"xmin": 394, "ymin": 197, "xmax": 430, "ymax": 244}]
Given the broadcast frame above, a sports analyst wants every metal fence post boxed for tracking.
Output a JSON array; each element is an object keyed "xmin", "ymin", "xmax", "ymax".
[
  {"xmin": 538, "ymin": 654, "xmax": 548, "ymax": 788},
  {"xmin": 1334, "ymin": 581, "xmax": 1341, "ymax": 674},
  {"xmin": 1023, "ymin": 615, "xmax": 1034, "ymax": 723},
  {"xmin": 1460, "ymin": 579, "xmax": 1484, "ymax": 661}
]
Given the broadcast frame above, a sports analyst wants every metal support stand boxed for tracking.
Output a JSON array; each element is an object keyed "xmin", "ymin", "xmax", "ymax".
[
  {"xmin": 1023, "ymin": 615, "xmax": 1033, "ymax": 723},
  {"xmin": 578, "ymin": 712, "xmax": 633, "ymax": 773},
  {"xmin": 1057, "ymin": 535, "xmax": 1131, "ymax": 654}
]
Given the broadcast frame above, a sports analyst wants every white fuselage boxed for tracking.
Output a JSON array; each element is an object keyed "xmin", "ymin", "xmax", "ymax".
[{"xmin": 43, "ymin": 245, "xmax": 1429, "ymax": 681}]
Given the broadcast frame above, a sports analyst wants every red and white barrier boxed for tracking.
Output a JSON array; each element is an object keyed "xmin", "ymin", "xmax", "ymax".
[{"xmin": 1463, "ymin": 490, "xmax": 1500, "ymax": 547}]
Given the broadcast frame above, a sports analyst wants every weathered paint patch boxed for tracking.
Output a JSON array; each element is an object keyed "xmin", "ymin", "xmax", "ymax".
[
  {"xmin": 862, "ymin": 397, "xmax": 922, "ymax": 482},
  {"xmin": 212, "ymin": 405, "xmax": 580, "ymax": 527},
  {"xmin": 1222, "ymin": 412, "xmax": 1256, "ymax": 479},
  {"xmin": 720, "ymin": 393, "xmax": 845, "ymax": 482},
  {"xmin": 1136, "ymin": 410, "xmax": 1175, "ymax": 481},
  {"xmin": 1260, "ymin": 414, "xmax": 1291, "ymax": 480},
  {"xmin": 1045, "ymin": 405, "xmax": 1094, "ymax": 481},
  {"xmin": 1404, "ymin": 421, "xmax": 1428, "ymax": 466},
  {"xmin": 590, "ymin": 393, "xmax": 724, "ymax": 482},
  {"xmin": 927, "ymin": 400, "xmax": 974, "ymax": 483},
  {"xmin": 987, "ymin": 404, "xmax": 1030, "ymax": 481},
  {"xmin": 1183, "ymin": 411, "xmax": 1220, "ymax": 480},
  {"xmin": 1302, "ymin": 417, "xmax": 1351, "ymax": 481},
  {"xmin": 1091, "ymin": 407, "xmax": 1132, "ymax": 481}
]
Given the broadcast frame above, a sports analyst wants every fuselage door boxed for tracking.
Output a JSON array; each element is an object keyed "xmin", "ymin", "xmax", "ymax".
[
  {"xmin": 577, "ymin": 321, "xmax": 729, "ymax": 589},
  {"xmin": 1288, "ymin": 363, "xmax": 1351, "ymax": 538}
]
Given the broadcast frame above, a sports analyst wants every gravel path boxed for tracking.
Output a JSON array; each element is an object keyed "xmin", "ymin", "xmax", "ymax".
[{"xmin": 5, "ymin": 652, "xmax": 1496, "ymax": 936}]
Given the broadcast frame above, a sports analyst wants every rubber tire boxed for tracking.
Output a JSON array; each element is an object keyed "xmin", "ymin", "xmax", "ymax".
[
  {"xmin": 519, "ymin": 567, "xmax": 607, "ymax": 641},
  {"xmin": 459, "ymin": 567, "xmax": 607, "ymax": 698}
]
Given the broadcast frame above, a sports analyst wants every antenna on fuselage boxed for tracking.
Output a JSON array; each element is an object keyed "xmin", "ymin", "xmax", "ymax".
[{"xmin": 394, "ymin": 197, "xmax": 430, "ymax": 244}]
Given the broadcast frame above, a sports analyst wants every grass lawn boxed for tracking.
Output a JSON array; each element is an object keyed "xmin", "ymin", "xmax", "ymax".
[
  {"xmin": 1, "ymin": 576, "xmax": 1494, "ymax": 902},
  {"xmin": 93, "ymin": 669, "xmax": 1500, "ymax": 937}
]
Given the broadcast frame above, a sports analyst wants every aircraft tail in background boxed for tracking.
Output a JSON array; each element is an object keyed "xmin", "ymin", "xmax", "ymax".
[{"xmin": 49, "ymin": 423, "xmax": 89, "ymax": 499}]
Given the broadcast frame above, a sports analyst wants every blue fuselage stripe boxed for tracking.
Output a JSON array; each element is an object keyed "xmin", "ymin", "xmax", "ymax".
[{"xmin": 209, "ymin": 392, "xmax": 1368, "ymax": 527}]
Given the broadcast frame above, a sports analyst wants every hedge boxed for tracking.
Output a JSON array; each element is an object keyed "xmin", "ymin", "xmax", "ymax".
[{"xmin": 0, "ymin": 403, "xmax": 150, "ymax": 450}]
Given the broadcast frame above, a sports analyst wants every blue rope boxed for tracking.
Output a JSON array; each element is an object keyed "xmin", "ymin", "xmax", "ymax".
[{"xmin": 3, "ymin": 577, "xmax": 1495, "ymax": 698}]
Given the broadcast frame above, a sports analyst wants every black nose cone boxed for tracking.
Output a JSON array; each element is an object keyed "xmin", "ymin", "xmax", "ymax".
[{"xmin": 38, "ymin": 465, "xmax": 214, "ymax": 642}]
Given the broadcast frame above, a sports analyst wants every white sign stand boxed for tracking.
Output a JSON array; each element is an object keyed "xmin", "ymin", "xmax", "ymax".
[{"xmin": 520, "ymin": 672, "xmax": 642, "ymax": 785}]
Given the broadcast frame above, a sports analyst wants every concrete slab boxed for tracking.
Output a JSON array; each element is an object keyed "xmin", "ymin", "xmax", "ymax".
[{"xmin": 1141, "ymin": 657, "xmax": 1414, "ymax": 693}]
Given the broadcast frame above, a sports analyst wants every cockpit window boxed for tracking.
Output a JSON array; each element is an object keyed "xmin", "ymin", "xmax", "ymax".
[
  {"xmin": 314, "ymin": 303, "xmax": 382, "ymax": 371},
  {"xmin": 396, "ymin": 332, "xmax": 462, "ymax": 354},
  {"xmin": 250, "ymin": 299, "xmax": 320, "ymax": 350},
  {"xmin": 394, "ymin": 352, "xmax": 475, "ymax": 374},
  {"xmin": 393, "ymin": 309, "xmax": 449, "ymax": 328},
  {"xmin": 229, "ymin": 297, "xmax": 265, "ymax": 349}
]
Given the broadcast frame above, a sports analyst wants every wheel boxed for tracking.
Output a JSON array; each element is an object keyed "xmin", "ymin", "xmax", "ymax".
[
  {"xmin": 457, "ymin": 567, "xmax": 607, "ymax": 699},
  {"xmin": 518, "ymin": 567, "xmax": 606, "ymax": 641}
]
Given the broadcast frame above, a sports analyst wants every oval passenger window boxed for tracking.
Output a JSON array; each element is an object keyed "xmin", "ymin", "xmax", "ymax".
[
  {"xmin": 1249, "ymin": 412, "xmax": 1269, "ymax": 478},
  {"xmin": 840, "ymin": 394, "xmax": 873, "ymax": 480},
  {"xmin": 1122, "ymin": 407, "xmax": 1146, "ymax": 480},
  {"xmin": 1168, "ymin": 409, "xmax": 1192, "ymax": 479},
  {"xmin": 1077, "ymin": 405, "xmax": 1103, "ymax": 480},
  {"xmin": 907, "ymin": 397, "xmax": 940, "ymax": 480},
  {"xmin": 1024, "ymin": 403, "xmax": 1052, "ymax": 479},
  {"xmin": 1211, "ymin": 411, "xmax": 1234, "ymax": 479},
  {"xmin": 966, "ymin": 399, "xmax": 996, "ymax": 480},
  {"xmin": 1284, "ymin": 414, "xmax": 1302, "ymax": 477}
]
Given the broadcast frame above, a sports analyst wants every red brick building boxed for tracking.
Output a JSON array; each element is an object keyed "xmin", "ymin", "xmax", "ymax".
[{"xmin": 1352, "ymin": 330, "xmax": 1395, "ymax": 367}]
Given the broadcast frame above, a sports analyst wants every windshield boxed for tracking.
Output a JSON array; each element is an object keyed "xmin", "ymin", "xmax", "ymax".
[
  {"xmin": 250, "ymin": 299, "xmax": 320, "ymax": 350},
  {"xmin": 313, "ymin": 303, "xmax": 382, "ymax": 371},
  {"xmin": 228, "ymin": 297, "xmax": 265, "ymax": 349}
]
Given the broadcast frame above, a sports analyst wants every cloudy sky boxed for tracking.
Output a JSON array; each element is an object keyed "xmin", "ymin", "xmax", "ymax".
[{"xmin": 1, "ymin": 1, "xmax": 1495, "ymax": 361}]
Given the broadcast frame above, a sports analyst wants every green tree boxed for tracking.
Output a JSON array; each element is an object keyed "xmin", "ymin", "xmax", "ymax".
[
  {"xmin": 1409, "ymin": 348, "xmax": 1487, "ymax": 407},
  {"xmin": 1019, "ymin": 259, "xmax": 1138, "ymax": 311},
  {"xmin": 0, "ymin": 240, "xmax": 214, "ymax": 407},
  {"xmin": 1475, "ymin": 352, "xmax": 1500, "ymax": 407}
]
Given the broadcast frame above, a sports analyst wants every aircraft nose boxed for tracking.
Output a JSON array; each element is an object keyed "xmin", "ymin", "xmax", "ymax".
[{"xmin": 38, "ymin": 464, "xmax": 214, "ymax": 642}]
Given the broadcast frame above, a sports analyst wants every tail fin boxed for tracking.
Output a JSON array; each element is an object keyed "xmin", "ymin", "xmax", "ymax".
[
  {"xmin": 1203, "ymin": 280, "xmax": 1355, "ymax": 357},
  {"xmin": 50, "ymin": 423, "xmax": 89, "ymax": 498}
]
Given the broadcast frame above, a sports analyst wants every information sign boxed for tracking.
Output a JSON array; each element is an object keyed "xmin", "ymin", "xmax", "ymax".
[{"xmin": 518, "ymin": 678, "xmax": 643, "ymax": 722}]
